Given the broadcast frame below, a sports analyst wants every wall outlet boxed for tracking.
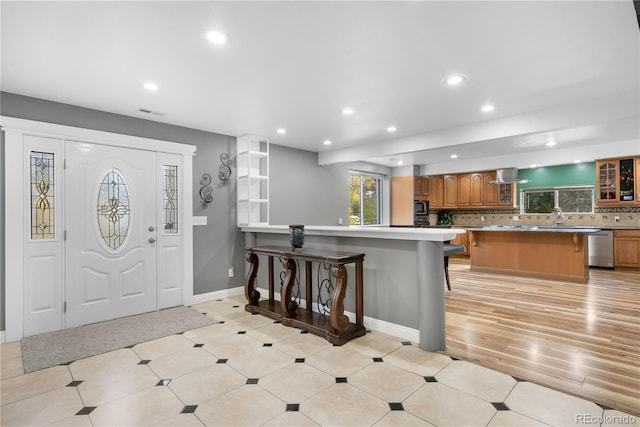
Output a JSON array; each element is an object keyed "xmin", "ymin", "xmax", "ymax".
[
  {"xmin": 480, "ymin": 216, "xmax": 485, "ymax": 222},
  {"xmin": 228, "ymin": 267, "xmax": 234, "ymax": 277},
  {"xmin": 193, "ymin": 216, "xmax": 207, "ymax": 226},
  {"xmin": 512, "ymin": 216, "xmax": 519, "ymax": 221},
  {"xmin": 337, "ymin": 217, "xmax": 344, "ymax": 225}
]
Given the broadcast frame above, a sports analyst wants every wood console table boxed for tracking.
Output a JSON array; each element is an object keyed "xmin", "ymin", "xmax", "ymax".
[{"xmin": 244, "ymin": 245, "xmax": 366, "ymax": 345}]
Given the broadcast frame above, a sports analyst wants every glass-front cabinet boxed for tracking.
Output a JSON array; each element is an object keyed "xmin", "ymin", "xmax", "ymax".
[{"xmin": 596, "ymin": 157, "xmax": 639, "ymax": 205}]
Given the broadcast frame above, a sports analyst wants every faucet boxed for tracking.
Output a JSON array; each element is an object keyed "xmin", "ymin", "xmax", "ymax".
[{"xmin": 553, "ymin": 208, "xmax": 564, "ymax": 226}]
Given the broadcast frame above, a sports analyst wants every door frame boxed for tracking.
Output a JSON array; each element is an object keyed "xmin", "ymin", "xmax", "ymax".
[{"xmin": 2, "ymin": 116, "xmax": 196, "ymax": 342}]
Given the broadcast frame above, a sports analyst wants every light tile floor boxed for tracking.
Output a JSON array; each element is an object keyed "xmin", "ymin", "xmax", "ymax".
[{"xmin": 1, "ymin": 296, "xmax": 638, "ymax": 427}]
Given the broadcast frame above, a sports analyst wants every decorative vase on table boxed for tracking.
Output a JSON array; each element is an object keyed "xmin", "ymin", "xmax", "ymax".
[{"xmin": 289, "ymin": 225, "xmax": 304, "ymax": 250}]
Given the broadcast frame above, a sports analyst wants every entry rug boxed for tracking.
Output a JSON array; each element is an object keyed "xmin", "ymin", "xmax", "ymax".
[{"xmin": 21, "ymin": 306, "xmax": 217, "ymax": 373}]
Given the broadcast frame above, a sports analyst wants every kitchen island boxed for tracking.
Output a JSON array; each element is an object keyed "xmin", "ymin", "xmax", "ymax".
[
  {"xmin": 241, "ymin": 225, "xmax": 465, "ymax": 351},
  {"xmin": 464, "ymin": 226, "xmax": 600, "ymax": 283}
]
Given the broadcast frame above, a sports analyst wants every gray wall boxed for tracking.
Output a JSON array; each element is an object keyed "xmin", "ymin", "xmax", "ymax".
[
  {"xmin": 269, "ymin": 144, "xmax": 350, "ymax": 226},
  {"xmin": 0, "ymin": 92, "xmax": 245, "ymax": 328},
  {"xmin": 1, "ymin": 132, "xmax": 4, "ymax": 331}
]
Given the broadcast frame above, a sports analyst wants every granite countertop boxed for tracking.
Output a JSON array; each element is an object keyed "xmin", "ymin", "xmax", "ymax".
[{"xmin": 462, "ymin": 225, "xmax": 601, "ymax": 233}]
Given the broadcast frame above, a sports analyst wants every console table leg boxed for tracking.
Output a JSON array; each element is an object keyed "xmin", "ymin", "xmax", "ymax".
[
  {"xmin": 281, "ymin": 258, "xmax": 299, "ymax": 317},
  {"xmin": 330, "ymin": 265, "xmax": 350, "ymax": 332},
  {"xmin": 245, "ymin": 253, "xmax": 260, "ymax": 305}
]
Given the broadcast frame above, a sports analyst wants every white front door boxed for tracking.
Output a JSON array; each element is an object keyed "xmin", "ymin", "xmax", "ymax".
[{"xmin": 65, "ymin": 141, "xmax": 158, "ymax": 327}]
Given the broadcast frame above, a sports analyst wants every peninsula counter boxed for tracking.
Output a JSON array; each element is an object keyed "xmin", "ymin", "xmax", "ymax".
[{"xmin": 241, "ymin": 225, "xmax": 465, "ymax": 351}]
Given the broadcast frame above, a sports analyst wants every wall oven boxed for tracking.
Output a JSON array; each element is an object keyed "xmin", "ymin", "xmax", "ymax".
[{"xmin": 413, "ymin": 200, "xmax": 430, "ymax": 226}]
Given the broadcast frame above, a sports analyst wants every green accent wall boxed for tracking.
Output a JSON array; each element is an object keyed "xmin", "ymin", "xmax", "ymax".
[{"xmin": 517, "ymin": 162, "xmax": 596, "ymax": 191}]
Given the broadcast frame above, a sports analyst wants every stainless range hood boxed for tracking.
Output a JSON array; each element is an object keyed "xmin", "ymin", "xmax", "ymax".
[{"xmin": 489, "ymin": 167, "xmax": 529, "ymax": 184}]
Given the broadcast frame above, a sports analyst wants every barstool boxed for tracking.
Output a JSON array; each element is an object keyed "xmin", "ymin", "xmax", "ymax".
[{"xmin": 443, "ymin": 244, "xmax": 465, "ymax": 291}]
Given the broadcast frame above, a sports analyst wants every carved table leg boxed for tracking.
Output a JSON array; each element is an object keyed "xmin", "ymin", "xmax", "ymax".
[
  {"xmin": 330, "ymin": 265, "xmax": 350, "ymax": 333},
  {"xmin": 244, "ymin": 253, "xmax": 260, "ymax": 305},
  {"xmin": 280, "ymin": 258, "xmax": 299, "ymax": 317}
]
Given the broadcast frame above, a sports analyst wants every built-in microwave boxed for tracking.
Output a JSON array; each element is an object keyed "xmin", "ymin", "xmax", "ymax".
[{"xmin": 414, "ymin": 200, "xmax": 430, "ymax": 226}]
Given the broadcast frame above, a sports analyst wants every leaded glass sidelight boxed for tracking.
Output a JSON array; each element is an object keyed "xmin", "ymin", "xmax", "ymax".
[
  {"xmin": 30, "ymin": 151, "xmax": 55, "ymax": 239},
  {"xmin": 163, "ymin": 165, "xmax": 178, "ymax": 233},
  {"xmin": 97, "ymin": 168, "xmax": 131, "ymax": 250}
]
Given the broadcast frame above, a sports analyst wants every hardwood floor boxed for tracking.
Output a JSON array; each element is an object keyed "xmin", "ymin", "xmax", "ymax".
[{"xmin": 443, "ymin": 258, "xmax": 640, "ymax": 416}]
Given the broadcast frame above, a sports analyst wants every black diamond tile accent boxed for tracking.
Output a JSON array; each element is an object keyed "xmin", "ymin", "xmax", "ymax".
[
  {"xmin": 124, "ymin": 344, "xmax": 135, "ymax": 349},
  {"xmin": 389, "ymin": 402, "xmax": 404, "ymax": 411},
  {"xmin": 263, "ymin": 343, "xmax": 273, "ymax": 347},
  {"xmin": 246, "ymin": 378, "xmax": 259, "ymax": 385},
  {"xmin": 286, "ymin": 403, "xmax": 300, "ymax": 412},
  {"xmin": 138, "ymin": 360, "xmax": 151, "ymax": 365},
  {"xmin": 492, "ymin": 402, "xmax": 510, "ymax": 411},
  {"xmin": 237, "ymin": 331, "xmax": 247, "ymax": 334},
  {"xmin": 217, "ymin": 299, "xmax": 223, "ymax": 301},
  {"xmin": 512, "ymin": 376, "xmax": 527, "ymax": 382},
  {"xmin": 233, "ymin": 305, "xmax": 240, "ymax": 308},
  {"xmin": 335, "ymin": 377, "xmax": 348, "ymax": 383},
  {"xmin": 295, "ymin": 358, "xmax": 305, "ymax": 363},
  {"xmin": 66, "ymin": 380, "xmax": 83, "ymax": 387},
  {"xmin": 176, "ymin": 331, "xmax": 184, "ymax": 335},
  {"xmin": 424, "ymin": 376, "xmax": 438, "ymax": 382},
  {"xmin": 218, "ymin": 321, "xmax": 225, "ymax": 324},
  {"xmin": 597, "ymin": 403, "xmax": 614, "ymax": 410},
  {"xmin": 193, "ymin": 343, "xmax": 204, "ymax": 348},
  {"xmin": 181, "ymin": 405, "xmax": 198, "ymax": 414},
  {"xmin": 251, "ymin": 312, "xmax": 259, "ymax": 315},
  {"xmin": 450, "ymin": 356, "xmax": 460, "ymax": 361},
  {"xmin": 76, "ymin": 406, "xmax": 96, "ymax": 416},
  {"xmin": 300, "ymin": 330, "xmax": 309, "ymax": 334},
  {"xmin": 156, "ymin": 379, "xmax": 171, "ymax": 386},
  {"xmin": 373, "ymin": 357, "xmax": 383, "ymax": 362},
  {"xmin": 217, "ymin": 359, "xmax": 228, "ymax": 364},
  {"xmin": 401, "ymin": 341, "xmax": 412, "ymax": 346},
  {"xmin": 201, "ymin": 312, "xmax": 207, "ymax": 315},
  {"xmin": 273, "ymin": 320, "xmax": 282, "ymax": 324},
  {"xmin": 60, "ymin": 361, "xmax": 73, "ymax": 366}
]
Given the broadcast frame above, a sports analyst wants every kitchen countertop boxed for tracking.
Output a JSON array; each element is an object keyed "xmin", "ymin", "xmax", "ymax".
[{"xmin": 463, "ymin": 225, "xmax": 601, "ymax": 233}]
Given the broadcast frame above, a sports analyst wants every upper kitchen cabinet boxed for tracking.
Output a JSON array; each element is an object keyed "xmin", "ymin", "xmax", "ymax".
[
  {"xmin": 484, "ymin": 172, "xmax": 498, "ymax": 206},
  {"xmin": 596, "ymin": 157, "xmax": 639, "ymax": 206},
  {"xmin": 414, "ymin": 176, "xmax": 429, "ymax": 199},
  {"xmin": 443, "ymin": 175, "xmax": 457, "ymax": 208},
  {"xmin": 428, "ymin": 175, "xmax": 444, "ymax": 208},
  {"xmin": 236, "ymin": 134, "xmax": 269, "ymax": 226}
]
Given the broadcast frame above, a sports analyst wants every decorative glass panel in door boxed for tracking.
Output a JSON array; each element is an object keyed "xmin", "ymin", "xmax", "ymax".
[
  {"xmin": 30, "ymin": 151, "xmax": 55, "ymax": 239},
  {"xmin": 96, "ymin": 168, "xmax": 131, "ymax": 251}
]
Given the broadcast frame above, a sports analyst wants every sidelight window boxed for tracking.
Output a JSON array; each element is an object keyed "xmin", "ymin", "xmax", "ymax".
[
  {"xmin": 349, "ymin": 172, "xmax": 383, "ymax": 225},
  {"xmin": 521, "ymin": 185, "xmax": 594, "ymax": 214},
  {"xmin": 30, "ymin": 151, "xmax": 55, "ymax": 239},
  {"xmin": 163, "ymin": 164, "xmax": 179, "ymax": 233}
]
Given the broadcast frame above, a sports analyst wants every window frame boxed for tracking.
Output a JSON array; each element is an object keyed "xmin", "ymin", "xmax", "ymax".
[
  {"xmin": 348, "ymin": 170, "xmax": 385, "ymax": 226},
  {"xmin": 520, "ymin": 185, "xmax": 595, "ymax": 214}
]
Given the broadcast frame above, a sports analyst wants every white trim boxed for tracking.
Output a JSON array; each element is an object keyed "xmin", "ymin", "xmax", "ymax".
[
  {"xmin": 189, "ymin": 287, "xmax": 245, "ymax": 305},
  {"xmin": 252, "ymin": 287, "xmax": 420, "ymax": 343},
  {"xmin": 0, "ymin": 331, "xmax": 6, "ymax": 344},
  {"xmin": 0, "ymin": 117, "xmax": 196, "ymax": 156}
]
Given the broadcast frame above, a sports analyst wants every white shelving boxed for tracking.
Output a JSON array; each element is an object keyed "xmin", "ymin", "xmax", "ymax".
[{"xmin": 236, "ymin": 134, "xmax": 269, "ymax": 226}]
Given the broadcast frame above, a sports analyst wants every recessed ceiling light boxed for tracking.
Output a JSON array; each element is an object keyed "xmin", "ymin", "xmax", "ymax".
[
  {"xmin": 574, "ymin": 160, "xmax": 581, "ymax": 163},
  {"xmin": 276, "ymin": 128, "xmax": 286, "ymax": 134},
  {"xmin": 206, "ymin": 30, "xmax": 228, "ymax": 45},
  {"xmin": 450, "ymin": 154, "xmax": 458, "ymax": 159},
  {"xmin": 397, "ymin": 159, "xmax": 404, "ymax": 166},
  {"xmin": 530, "ymin": 164, "xmax": 537, "ymax": 168},
  {"xmin": 143, "ymin": 82, "xmax": 158, "ymax": 91},
  {"xmin": 386, "ymin": 126, "xmax": 397, "ymax": 133},
  {"xmin": 546, "ymin": 141, "xmax": 557, "ymax": 147},
  {"xmin": 481, "ymin": 104, "xmax": 495, "ymax": 112},
  {"xmin": 442, "ymin": 74, "xmax": 468, "ymax": 86},
  {"xmin": 323, "ymin": 140, "xmax": 332, "ymax": 145},
  {"xmin": 340, "ymin": 107, "xmax": 357, "ymax": 115}
]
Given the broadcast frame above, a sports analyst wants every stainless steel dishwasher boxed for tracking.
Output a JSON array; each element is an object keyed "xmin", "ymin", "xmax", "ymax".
[{"xmin": 588, "ymin": 229, "xmax": 614, "ymax": 268}]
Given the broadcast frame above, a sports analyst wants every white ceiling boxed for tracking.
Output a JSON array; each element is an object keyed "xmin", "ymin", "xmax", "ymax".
[{"xmin": 2, "ymin": 1, "xmax": 639, "ymax": 171}]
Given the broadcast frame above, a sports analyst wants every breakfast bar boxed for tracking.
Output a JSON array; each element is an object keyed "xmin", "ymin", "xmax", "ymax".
[{"xmin": 242, "ymin": 225, "xmax": 465, "ymax": 352}]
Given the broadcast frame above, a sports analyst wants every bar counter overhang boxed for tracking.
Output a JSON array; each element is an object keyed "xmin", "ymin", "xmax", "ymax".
[{"xmin": 241, "ymin": 225, "xmax": 465, "ymax": 352}]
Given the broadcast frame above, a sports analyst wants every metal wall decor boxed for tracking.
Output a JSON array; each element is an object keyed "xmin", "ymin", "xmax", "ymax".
[
  {"xmin": 218, "ymin": 153, "xmax": 232, "ymax": 184},
  {"xmin": 199, "ymin": 173, "xmax": 213, "ymax": 209}
]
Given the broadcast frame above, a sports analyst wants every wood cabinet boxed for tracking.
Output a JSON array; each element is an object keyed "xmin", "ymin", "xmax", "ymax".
[
  {"xmin": 391, "ymin": 176, "xmax": 414, "ymax": 225},
  {"xmin": 614, "ymin": 230, "xmax": 640, "ymax": 268},
  {"xmin": 596, "ymin": 157, "xmax": 639, "ymax": 206},
  {"xmin": 443, "ymin": 175, "xmax": 457, "ymax": 207},
  {"xmin": 449, "ymin": 227, "xmax": 469, "ymax": 256},
  {"xmin": 484, "ymin": 172, "xmax": 498, "ymax": 206},
  {"xmin": 414, "ymin": 176, "xmax": 429, "ymax": 198},
  {"xmin": 497, "ymin": 183, "xmax": 515, "ymax": 207},
  {"xmin": 470, "ymin": 173, "xmax": 484, "ymax": 206},
  {"xmin": 428, "ymin": 175, "xmax": 444, "ymax": 208},
  {"xmin": 457, "ymin": 174, "xmax": 471, "ymax": 207}
]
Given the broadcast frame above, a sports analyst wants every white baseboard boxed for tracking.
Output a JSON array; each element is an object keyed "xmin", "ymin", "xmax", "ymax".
[
  {"xmin": 256, "ymin": 287, "xmax": 420, "ymax": 343},
  {"xmin": 0, "ymin": 331, "xmax": 6, "ymax": 344},
  {"xmin": 190, "ymin": 287, "xmax": 245, "ymax": 305}
]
